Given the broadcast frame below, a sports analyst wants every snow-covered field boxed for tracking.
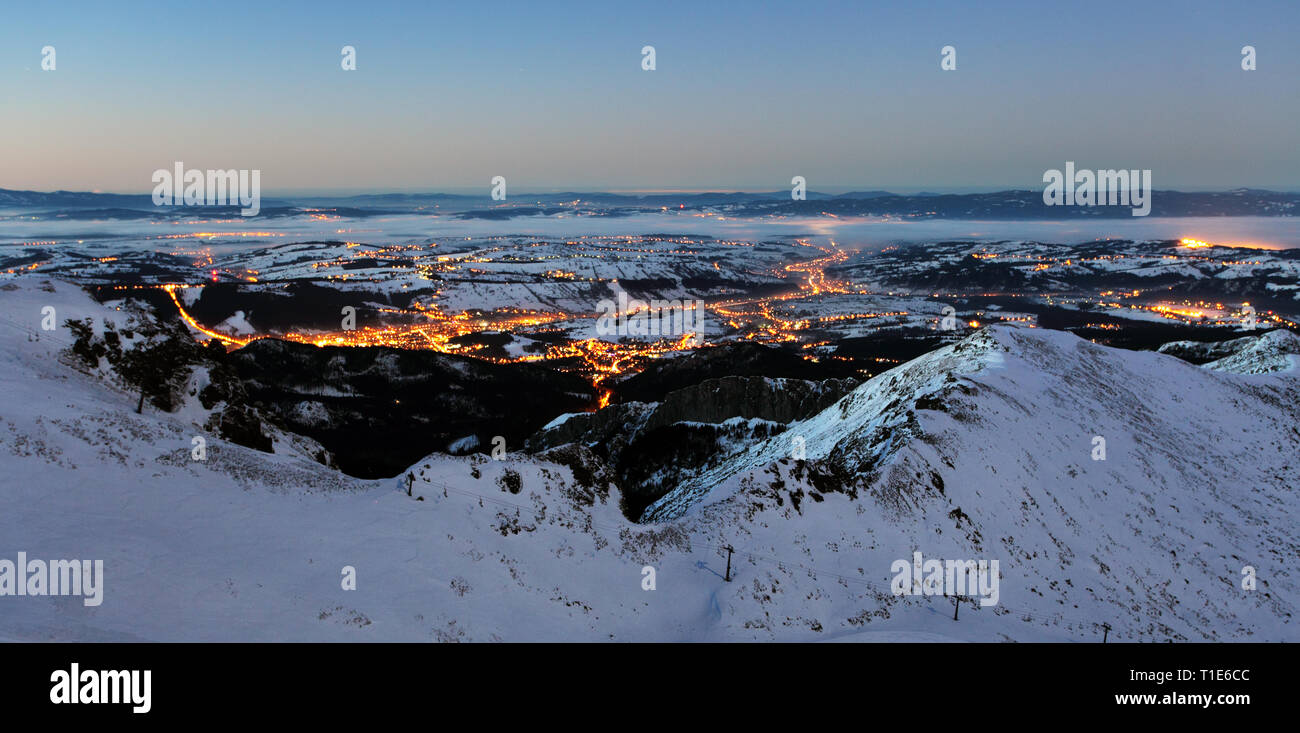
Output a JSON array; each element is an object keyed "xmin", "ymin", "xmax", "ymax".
[{"xmin": 0, "ymin": 280, "xmax": 1295, "ymax": 641}]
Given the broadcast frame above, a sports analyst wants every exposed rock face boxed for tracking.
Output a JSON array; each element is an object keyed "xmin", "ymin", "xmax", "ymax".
[
  {"xmin": 529, "ymin": 376, "xmax": 858, "ymax": 455},
  {"xmin": 612, "ymin": 418, "xmax": 790, "ymax": 521},
  {"xmin": 530, "ymin": 402, "xmax": 656, "ymax": 455},
  {"xmin": 532, "ymin": 376, "xmax": 858, "ymax": 451},
  {"xmin": 1157, "ymin": 333, "xmax": 1268, "ymax": 364},
  {"xmin": 1201, "ymin": 329, "xmax": 1300, "ymax": 374},
  {"xmin": 648, "ymin": 376, "xmax": 861, "ymax": 428},
  {"xmin": 1158, "ymin": 329, "xmax": 1300, "ymax": 373},
  {"xmin": 528, "ymin": 375, "xmax": 859, "ymax": 520},
  {"xmin": 206, "ymin": 404, "xmax": 273, "ymax": 453}
]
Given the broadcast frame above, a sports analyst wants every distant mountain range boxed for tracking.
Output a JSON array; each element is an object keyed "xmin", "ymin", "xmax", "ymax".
[
  {"xmin": 0, "ymin": 188, "xmax": 931, "ymax": 208},
  {"xmin": 2, "ymin": 187, "xmax": 1297, "ymax": 220}
]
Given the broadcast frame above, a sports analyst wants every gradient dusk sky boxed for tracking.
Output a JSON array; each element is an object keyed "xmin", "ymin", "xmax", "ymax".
[{"xmin": 2, "ymin": 0, "xmax": 1297, "ymax": 194}]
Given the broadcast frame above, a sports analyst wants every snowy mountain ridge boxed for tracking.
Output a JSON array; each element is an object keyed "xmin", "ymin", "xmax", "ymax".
[
  {"xmin": 642, "ymin": 323, "xmax": 1298, "ymax": 640},
  {"xmin": 0, "ymin": 281, "xmax": 1294, "ymax": 641}
]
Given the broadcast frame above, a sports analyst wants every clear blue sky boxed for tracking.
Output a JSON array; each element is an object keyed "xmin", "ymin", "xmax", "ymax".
[{"xmin": 2, "ymin": 0, "xmax": 1297, "ymax": 193}]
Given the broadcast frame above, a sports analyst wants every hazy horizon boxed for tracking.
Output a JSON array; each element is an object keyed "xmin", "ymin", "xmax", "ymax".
[{"xmin": 5, "ymin": 184, "xmax": 1300, "ymax": 198}]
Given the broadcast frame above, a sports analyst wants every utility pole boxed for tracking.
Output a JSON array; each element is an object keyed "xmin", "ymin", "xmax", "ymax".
[
  {"xmin": 1101, "ymin": 622, "xmax": 1111, "ymax": 644},
  {"xmin": 724, "ymin": 545, "xmax": 734, "ymax": 582},
  {"xmin": 952, "ymin": 595, "xmax": 961, "ymax": 621},
  {"xmin": 406, "ymin": 472, "xmax": 414, "ymax": 497}
]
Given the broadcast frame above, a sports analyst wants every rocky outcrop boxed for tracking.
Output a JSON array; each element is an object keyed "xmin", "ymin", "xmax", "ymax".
[
  {"xmin": 1157, "ymin": 333, "xmax": 1266, "ymax": 364},
  {"xmin": 528, "ymin": 374, "xmax": 859, "ymax": 520},
  {"xmin": 647, "ymin": 376, "xmax": 860, "ymax": 429},
  {"xmin": 1158, "ymin": 329, "xmax": 1300, "ymax": 373},
  {"xmin": 529, "ymin": 375, "xmax": 858, "ymax": 453}
]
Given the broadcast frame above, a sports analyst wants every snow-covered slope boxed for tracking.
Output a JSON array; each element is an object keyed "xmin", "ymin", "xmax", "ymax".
[
  {"xmin": 644, "ymin": 324, "xmax": 1299, "ymax": 640},
  {"xmin": 1201, "ymin": 329, "xmax": 1300, "ymax": 375},
  {"xmin": 0, "ymin": 281, "xmax": 1294, "ymax": 641},
  {"xmin": 1159, "ymin": 329, "xmax": 1300, "ymax": 373}
]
